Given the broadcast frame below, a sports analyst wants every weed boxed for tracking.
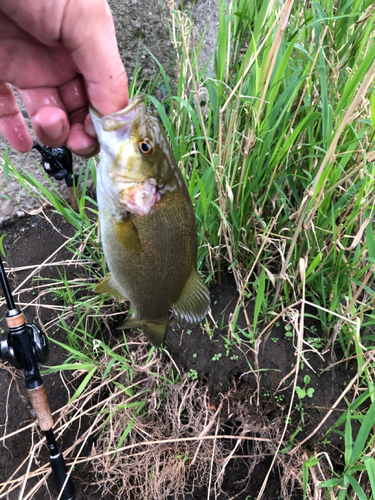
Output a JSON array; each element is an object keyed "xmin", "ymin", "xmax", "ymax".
[
  {"xmin": 284, "ymin": 325, "xmax": 293, "ymax": 339},
  {"xmin": 274, "ymin": 395, "xmax": 284, "ymax": 404},
  {"xmin": 295, "ymin": 375, "xmax": 315, "ymax": 400},
  {"xmin": 187, "ymin": 369, "xmax": 198, "ymax": 380}
]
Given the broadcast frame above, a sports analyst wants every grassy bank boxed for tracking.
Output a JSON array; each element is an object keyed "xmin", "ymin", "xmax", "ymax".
[{"xmin": 1, "ymin": 0, "xmax": 375, "ymax": 498}]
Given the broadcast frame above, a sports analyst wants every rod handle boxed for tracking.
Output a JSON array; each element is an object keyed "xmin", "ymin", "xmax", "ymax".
[
  {"xmin": 49, "ymin": 452, "xmax": 76, "ymax": 500},
  {"xmin": 27, "ymin": 384, "xmax": 53, "ymax": 431}
]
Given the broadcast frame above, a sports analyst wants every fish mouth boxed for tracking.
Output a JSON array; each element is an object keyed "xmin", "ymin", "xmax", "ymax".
[
  {"xmin": 111, "ymin": 178, "xmax": 143, "ymax": 190},
  {"xmin": 90, "ymin": 95, "xmax": 144, "ymax": 132},
  {"xmin": 109, "ymin": 177, "xmax": 147, "ymax": 198}
]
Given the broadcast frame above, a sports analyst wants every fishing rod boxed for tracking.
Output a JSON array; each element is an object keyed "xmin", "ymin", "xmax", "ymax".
[{"xmin": 0, "ymin": 255, "xmax": 75, "ymax": 500}]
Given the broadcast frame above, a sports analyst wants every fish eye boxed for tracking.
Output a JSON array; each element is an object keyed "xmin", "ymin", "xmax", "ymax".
[{"xmin": 139, "ymin": 139, "xmax": 154, "ymax": 156}]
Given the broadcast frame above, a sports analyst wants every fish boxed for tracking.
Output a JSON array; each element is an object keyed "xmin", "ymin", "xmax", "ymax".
[{"xmin": 90, "ymin": 95, "xmax": 210, "ymax": 346}]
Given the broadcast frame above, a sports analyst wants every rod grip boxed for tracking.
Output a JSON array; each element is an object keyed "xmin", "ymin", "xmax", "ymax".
[
  {"xmin": 6, "ymin": 312, "xmax": 26, "ymax": 329},
  {"xmin": 49, "ymin": 452, "xmax": 76, "ymax": 500},
  {"xmin": 27, "ymin": 384, "xmax": 54, "ymax": 431}
]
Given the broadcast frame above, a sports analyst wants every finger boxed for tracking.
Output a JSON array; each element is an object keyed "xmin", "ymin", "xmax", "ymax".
[
  {"xmin": 67, "ymin": 123, "xmax": 99, "ymax": 158},
  {"xmin": 61, "ymin": 1, "xmax": 129, "ymax": 116},
  {"xmin": 19, "ymin": 82, "xmax": 98, "ymax": 155},
  {"xmin": 66, "ymin": 111, "xmax": 98, "ymax": 158},
  {"xmin": 58, "ymin": 75, "xmax": 88, "ymax": 114},
  {"xmin": 84, "ymin": 114, "xmax": 96, "ymax": 139},
  {"xmin": 0, "ymin": 12, "xmax": 77, "ymax": 90},
  {"xmin": 17, "ymin": 87, "xmax": 70, "ymax": 147},
  {"xmin": 0, "ymin": 81, "xmax": 33, "ymax": 152},
  {"xmin": 59, "ymin": 75, "xmax": 98, "ymax": 153}
]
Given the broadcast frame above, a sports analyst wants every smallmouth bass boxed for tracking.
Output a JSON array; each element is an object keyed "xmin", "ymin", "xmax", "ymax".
[{"xmin": 90, "ymin": 96, "xmax": 210, "ymax": 346}]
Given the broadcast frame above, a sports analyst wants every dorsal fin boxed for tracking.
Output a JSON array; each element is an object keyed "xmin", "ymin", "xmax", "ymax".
[{"xmin": 172, "ymin": 269, "xmax": 210, "ymax": 326}]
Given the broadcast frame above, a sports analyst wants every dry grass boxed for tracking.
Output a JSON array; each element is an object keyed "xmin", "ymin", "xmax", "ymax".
[{"xmin": 0, "ymin": 340, "xmax": 315, "ymax": 500}]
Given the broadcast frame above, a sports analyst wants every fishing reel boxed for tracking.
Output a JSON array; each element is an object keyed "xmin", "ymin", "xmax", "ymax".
[
  {"xmin": 0, "ymin": 312, "xmax": 49, "ymax": 370},
  {"xmin": 32, "ymin": 141, "xmax": 78, "ymax": 187}
]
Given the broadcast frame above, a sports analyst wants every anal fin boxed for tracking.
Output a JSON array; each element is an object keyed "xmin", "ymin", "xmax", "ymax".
[{"xmin": 117, "ymin": 317, "xmax": 167, "ymax": 347}]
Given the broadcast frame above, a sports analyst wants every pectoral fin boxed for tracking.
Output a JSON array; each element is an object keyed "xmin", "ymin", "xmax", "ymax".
[
  {"xmin": 117, "ymin": 317, "xmax": 167, "ymax": 347},
  {"xmin": 113, "ymin": 216, "xmax": 142, "ymax": 254},
  {"xmin": 94, "ymin": 273, "xmax": 127, "ymax": 299},
  {"xmin": 172, "ymin": 269, "xmax": 210, "ymax": 326}
]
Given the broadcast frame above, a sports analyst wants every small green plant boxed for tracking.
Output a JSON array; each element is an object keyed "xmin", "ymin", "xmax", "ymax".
[
  {"xmin": 305, "ymin": 337, "xmax": 324, "ymax": 350},
  {"xmin": 221, "ymin": 335, "xmax": 239, "ymax": 357},
  {"xmin": 204, "ymin": 318, "xmax": 217, "ymax": 340},
  {"xmin": 296, "ymin": 375, "xmax": 315, "ymax": 400},
  {"xmin": 284, "ymin": 325, "xmax": 293, "ymax": 339},
  {"xmin": 187, "ymin": 369, "xmax": 198, "ymax": 380},
  {"xmin": 281, "ymin": 426, "xmax": 303, "ymax": 453},
  {"xmin": 295, "ymin": 401, "xmax": 309, "ymax": 426},
  {"xmin": 212, "ymin": 353, "xmax": 222, "ymax": 361}
]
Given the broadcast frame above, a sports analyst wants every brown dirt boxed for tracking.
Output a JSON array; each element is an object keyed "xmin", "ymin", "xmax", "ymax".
[{"xmin": 0, "ymin": 206, "xmax": 354, "ymax": 500}]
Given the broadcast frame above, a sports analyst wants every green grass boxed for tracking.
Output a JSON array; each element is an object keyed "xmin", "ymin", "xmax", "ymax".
[
  {"xmin": 152, "ymin": 1, "xmax": 375, "ymax": 496},
  {"xmin": 155, "ymin": 0, "xmax": 375, "ymax": 349}
]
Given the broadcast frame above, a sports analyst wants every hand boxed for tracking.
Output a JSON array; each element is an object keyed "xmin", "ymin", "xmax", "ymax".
[{"xmin": 0, "ymin": 0, "xmax": 128, "ymax": 157}]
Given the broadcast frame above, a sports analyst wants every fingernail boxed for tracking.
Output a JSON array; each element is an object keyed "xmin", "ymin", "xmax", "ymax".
[
  {"xmin": 76, "ymin": 143, "xmax": 99, "ymax": 158},
  {"xmin": 40, "ymin": 119, "xmax": 64, "ymax": 139},
  {"xmin": 84, "ymin": 115, "xmax": 97, "ymax": 138},
  {"xmin": 85, "ymin": 121, "xmax": 97, "ymax": 138}
]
